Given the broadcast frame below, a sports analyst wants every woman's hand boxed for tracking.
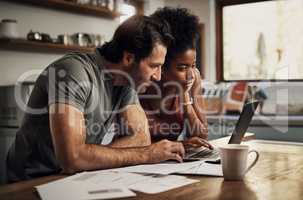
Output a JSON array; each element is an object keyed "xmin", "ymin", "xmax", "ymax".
[
  {"xmin": 184, "ymin": 79, "xmax": 194, "ymax": 92},
  {"xmin": 191, "ymin": 126, "xmax": 208, "ymax": 139},
  {"xmin": 182, "ymin": 136, "xmax": 213, "ymax": 150},
  {"xmin": 183, "ymin": 69, "xmax": 195, "ymax": 92}
]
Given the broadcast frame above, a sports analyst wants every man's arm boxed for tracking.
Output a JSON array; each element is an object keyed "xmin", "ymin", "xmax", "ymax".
[
  {"xmin": 110, "ymin": 104, "xmax": 151, "ymax": 148},
  {"xmin": 49, "ymin": 103, "xmax": 185, "ymax": 174}
]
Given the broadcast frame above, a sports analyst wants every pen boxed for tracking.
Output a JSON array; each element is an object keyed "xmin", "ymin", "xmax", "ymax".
[{"xmin": 88, "ymin": 188, "xmax": 123, "ymax": 194}]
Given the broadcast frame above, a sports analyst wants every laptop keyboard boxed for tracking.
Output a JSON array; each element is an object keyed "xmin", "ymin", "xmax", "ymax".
[{"xmin": 186, "ymin": 148, "xmax": 220, "ymax": 159}]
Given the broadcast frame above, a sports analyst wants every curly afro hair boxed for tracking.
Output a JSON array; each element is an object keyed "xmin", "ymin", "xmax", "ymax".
[{"xmin": 151, "ymin": 7, "xmax": 200, "ymax": 67}]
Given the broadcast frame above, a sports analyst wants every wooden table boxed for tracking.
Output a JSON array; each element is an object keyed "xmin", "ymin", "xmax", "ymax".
[{"xmin": 1, "ymin": 138, "xmax": 303, "ymax": 200}]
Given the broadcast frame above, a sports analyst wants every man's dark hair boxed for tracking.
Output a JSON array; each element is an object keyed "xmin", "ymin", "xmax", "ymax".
[
  {"xmin": 98, "ymin": 15, "xmax": 172, "ymax": 63},
  {"xmin": 151, "ymin": 7, "xmax": 200, "ymax": 67}
]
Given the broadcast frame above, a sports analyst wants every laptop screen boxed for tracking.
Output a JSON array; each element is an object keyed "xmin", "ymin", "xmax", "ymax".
[{"xmin": 228, "ymin": 101, "xmax": 259, "ymax": 144}]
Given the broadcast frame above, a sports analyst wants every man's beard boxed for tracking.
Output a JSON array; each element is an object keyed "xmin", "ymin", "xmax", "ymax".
[{"xmin": 129, "ymin": 61, "xmax": 148, "ymax": 93}]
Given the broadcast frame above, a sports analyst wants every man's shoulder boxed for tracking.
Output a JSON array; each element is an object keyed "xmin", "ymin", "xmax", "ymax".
[
  {"xmin": 34, "ymin": 52, "xmax": 98, "ymax": 90},
  {"xmin": 53, "ymin": 52, "xmax": 93, "ymax": 69},
  {"xmin": 40, "ymin": 52, "xmax": 99, "ymax": 78}
]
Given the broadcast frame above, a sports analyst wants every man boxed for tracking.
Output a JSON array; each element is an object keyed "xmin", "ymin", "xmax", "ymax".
[{"xmin": 6, "ymin": 15, "xmax": 185, "ymax": 182}]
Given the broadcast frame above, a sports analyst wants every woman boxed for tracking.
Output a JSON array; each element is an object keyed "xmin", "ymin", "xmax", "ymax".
[{"xmin": 140, "ymin": 7, "xmax": 211, "ymax": 149}]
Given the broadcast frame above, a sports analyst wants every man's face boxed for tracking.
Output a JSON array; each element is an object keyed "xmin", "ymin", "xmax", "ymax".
[{"xmin": 131, "ymin": 43, "xmax": 167, "ymax": 93}]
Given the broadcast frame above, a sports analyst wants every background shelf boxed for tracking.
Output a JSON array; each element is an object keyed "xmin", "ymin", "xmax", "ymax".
[
  {"xmin": 0, "ymin": 38, "xmax": 95, "ymax": 54},
  {"xmin": 4, "ymin": 0, "xmax": 121, "ymax": 19}
]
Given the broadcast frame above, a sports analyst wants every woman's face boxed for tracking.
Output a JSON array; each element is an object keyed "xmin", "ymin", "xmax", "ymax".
[{"xmin": 164, "ymin": 49, "xmax": 196, "ymax": 85}]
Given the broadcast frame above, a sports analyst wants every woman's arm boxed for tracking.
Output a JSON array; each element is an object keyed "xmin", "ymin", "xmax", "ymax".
[{"xmin": 181, "ymin": 68, "xmax": 208, "ymax": 139}]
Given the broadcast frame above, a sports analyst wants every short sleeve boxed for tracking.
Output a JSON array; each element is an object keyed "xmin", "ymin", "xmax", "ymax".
[
  {"xmin": 47, "ymin": 56, "xmax": 92, "ymax": 112},
  {"xmin": 119, "ymin": 86, "xmax": 139, "ymax": 109}
]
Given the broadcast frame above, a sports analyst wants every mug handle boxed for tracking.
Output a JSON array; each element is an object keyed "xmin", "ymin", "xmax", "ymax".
[{"xmin": 245, "ymin": 150, "xmax": 259, "ymax": 174}]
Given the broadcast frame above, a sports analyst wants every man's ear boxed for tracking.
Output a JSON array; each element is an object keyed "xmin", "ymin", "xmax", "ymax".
[{"xmin": 122, "ymin": 51, "xmax": 135, "ymax": 67}]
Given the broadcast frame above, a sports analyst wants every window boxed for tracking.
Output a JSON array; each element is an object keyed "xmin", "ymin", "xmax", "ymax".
[
  {"xmin": 118, "ymin": 0, "xmax": 144, "ymax": 23},
  {"xmin": 196, "ymin": 23, "xmax": 206, "ymax": 78},
  {"xmin": 216, "ymin": 0, "xmax": 303, "ymax": 81},
  {"xmin": 119, "ymin": 2, "xmax": 136, "ymax": 23}
]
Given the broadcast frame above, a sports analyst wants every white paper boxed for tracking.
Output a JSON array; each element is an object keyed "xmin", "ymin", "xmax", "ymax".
[
  {"xmin": 128, "ymin": 175, "xmax": 199, "ymax": 194},
  {"xmin": 78, "ymin": 171, "xmax": 150, "ymax": 186},
  {"xmin": 35, "ymin": 173, "xmax": 136, "ymax": 200},
  {"xmin": 110, "ymin": 160, "xmax": 205, "ymax": 175},
  {"xmin": 86, "ymin": 183, "xmax": 136, "ymax": 199},
  {"xmin": 76, "ymin": 171, "xmax": 199, "ymax": 194},
  {"xmin": 176, "ymin": 162, "xmax": 223, "ymax": 176},
  {"xmin": 36, "ymin": 159, "xmax": 223, "ymax": 198}
]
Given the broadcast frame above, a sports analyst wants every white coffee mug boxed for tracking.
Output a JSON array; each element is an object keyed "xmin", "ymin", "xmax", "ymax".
[{"xmin": 219, "ymin": 144, "xmax": 259, "ymax": 181}]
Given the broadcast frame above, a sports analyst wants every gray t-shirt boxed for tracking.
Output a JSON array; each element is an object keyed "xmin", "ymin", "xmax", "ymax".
[{"xmin": 6, "ymin": 50, "xmax": 138, "ymax": 182}]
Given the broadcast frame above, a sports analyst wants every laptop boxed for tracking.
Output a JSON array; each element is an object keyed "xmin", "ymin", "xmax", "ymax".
[{"xmin": 184, "ymin": 100, "xmax": 259, "ymax": 162}]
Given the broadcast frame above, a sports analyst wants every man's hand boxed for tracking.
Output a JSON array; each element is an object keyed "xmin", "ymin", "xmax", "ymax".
[
  {"xmin": 146, "ymin": 139, "xmax": 185, "ymax": 163},
  {"xmin": 182, "ymin": 137, "xmax": 213, "ymax": 150}
]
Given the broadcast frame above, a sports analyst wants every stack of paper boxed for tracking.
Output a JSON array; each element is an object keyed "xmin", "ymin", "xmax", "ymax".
[
  {"xmin": 36, "ymin": 161, "xmax": 223, "ymax": 199},
  {"xmin": 110, "ymin": 160, "xmax": 205, "ymax": 175},
  {"xmin": 128, "ymin": 175, "xmax": 198, "ymax": 194},
  {"xmin": 109, "ymin": 160, "xmax": 223, "ymax": 177},
  {"xmin": 36, "ymin": 171, "xmax": 199, "ymax": 199},
  {"xmin": 176, "ymin": 162, "xmax": 223, "ymax": 176},
  {"xmin": 36, "ymin": 173, "xmax": 136, "ymax": 200},
  {"xmin": 79, "ymin": 171, "xmax": 199, "ymax": 194}
]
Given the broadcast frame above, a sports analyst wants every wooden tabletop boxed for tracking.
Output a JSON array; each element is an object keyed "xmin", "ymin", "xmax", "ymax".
[{"xmin": 1, "ymin": 138, "xmax": 303, "ymax": 200}]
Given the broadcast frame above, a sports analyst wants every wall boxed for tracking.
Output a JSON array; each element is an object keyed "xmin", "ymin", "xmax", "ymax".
[
  {"xmin": 0, "ymin": 1, "xmax": 119, "ymax": 86},
  {"xmin": 144, "ymin": 0, "xmax": 165, "ymax": 15}
]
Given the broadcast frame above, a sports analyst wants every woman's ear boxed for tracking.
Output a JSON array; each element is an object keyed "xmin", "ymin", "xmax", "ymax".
[{"xmin": 122, "ymin": 51, "xmax": 135, "ymax": 67}]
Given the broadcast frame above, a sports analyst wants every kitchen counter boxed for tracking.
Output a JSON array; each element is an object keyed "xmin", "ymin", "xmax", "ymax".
[
  {"xmin": 207, "ymin": 115, "xmax": 303, "ymax": 126},
  {"xmin": 206, "ymin": 115, "xmax": 303, "ymax": 142}
]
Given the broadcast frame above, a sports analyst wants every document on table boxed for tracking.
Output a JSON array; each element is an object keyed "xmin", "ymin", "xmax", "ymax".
[
  {"xmin": 76, "ymin": 171, "xmax": 151, "ymax": 186},
  {"xmin": 35, "ymin": 172, "xmax": 136, "ymax": 200},
  {"xmin": 128, "ymin": 174, "xmax": 199, "ymax": 194},
  {"xmin": 110, "ymin": 160, "xmax": 205, "ymax": 175},
  {"xmin": 36, "ymin": 171, "xmax": 199, "ymax": 198},
  {"xmin": 36, "ymin": 160, "xmax": 222, "ymax": 199},
  {"xmin": 109, "ymin": 160, "xmax": 222, "ymax": 176},
  {"xmin": 176, "ymin": 162, "xmax": 223, "ymax": 176},
  {"xmin": 78, "ymin": 171, "xmax": 199, "ymax": 194}
]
